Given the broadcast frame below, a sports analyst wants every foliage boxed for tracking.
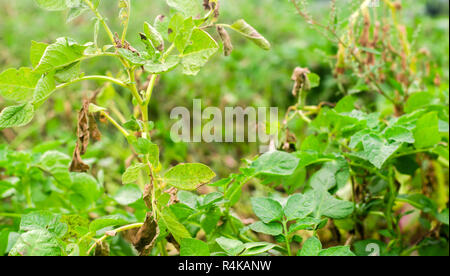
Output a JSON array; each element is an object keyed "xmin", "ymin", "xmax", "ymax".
[{"xmin": 0, "ymin": 0, "xmax": 448, "ymax": 256}]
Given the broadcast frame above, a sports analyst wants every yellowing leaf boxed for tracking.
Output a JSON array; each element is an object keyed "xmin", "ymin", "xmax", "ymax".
[{"xmin": 164, "ymin": 163, "xmax": 216, "ymax": 190}]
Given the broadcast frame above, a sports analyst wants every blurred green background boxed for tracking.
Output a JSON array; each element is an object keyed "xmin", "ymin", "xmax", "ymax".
[{"xmin": 0, "ymin": 0, "xmax": 448, "ymax": 186}]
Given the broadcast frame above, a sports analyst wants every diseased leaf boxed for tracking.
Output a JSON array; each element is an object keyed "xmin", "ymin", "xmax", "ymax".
[
  {"xmin": 164, "ymin": 163, "xmax": 216, "ymax": 190},
  {"xmin": 9, "ymin": 230, "xmax": 62, "ymax": 256},
  {"xmin": 20, "ymin": 211, "xmax": 68, "ymax": 238},
  {"xmin": 0, "ymin": 67, "xmax": 41, "ymax": 102},
  {"xmin": 0, "ymin": 103, "xmax": 35, "ymax": 129},
  {"xmin": 144, "ymin": 56, "xmax": 180, "ymax": 74},
  {"xmin": 181, "ymin": 29, "xmax": 218, "ymax": 75},
  {"xmin": 228, "ymin": 19, "xmax": 271, "ymax": 50}
]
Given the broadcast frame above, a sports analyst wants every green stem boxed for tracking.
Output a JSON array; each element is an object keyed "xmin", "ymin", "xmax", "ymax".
[
  {"xmin": 55, "ymin": 75, "xmax": 128, "ymax": 90},
  {"xmin": 83, "ymin": 0, "xmax": 115, "ymax": 45},
  {"xmin": 100, "ymin": 111, "xmax": 130, "ymax": 137},
  {"xmin": 0, "ymin": 213, "xmax": 23, "ymax": 218},
  {"xmin": 281, "ymin": 218, "xmax": 292, "ymax": 256},
  {"xmin": 127, "ymin": 69, "xmax": 144, "ymax": 106},
  {"xmin": 87, "ymin": 222, "xmax": 144, "ymax": 255}
]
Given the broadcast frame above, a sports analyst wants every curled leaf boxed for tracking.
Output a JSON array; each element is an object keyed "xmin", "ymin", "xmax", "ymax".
[
  {"xmin": 132, "ymin": 213, "xmax": 159, "ymax": 256},
  {"xmin": 291, "ymin": 67, "xmax": 311, "ymax": 96},
  {"xmin": 228, "ymin": 19, "xmax": 271, "ymax": 50}
]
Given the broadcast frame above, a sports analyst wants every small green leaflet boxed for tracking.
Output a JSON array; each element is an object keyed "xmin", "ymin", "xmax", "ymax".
[
  {"xmin": 122, "ymin": 163, "xmax": 147, "ymax": 184},
  {"xmin": 414, "ymin": 112, "xmax": 441, "ymax": 149},
  {"xmin": 144, "ymin": 56, "xmax": 180, "ymax": 74},
  {"xmin": 250, "ymin": 150, "xmax": 299, "ymax": 176},
  {"xmin": 0, "ymin": 67, "xmax": 41, "ymax": 102},
  {"xmin": 354, "ymin": 134, "xmax": 400, "ymax": 169},
  {"xmin": 228, "ymin": 19, "xmax": 271, "ymax": 50},
  {"xmin": 308, "ymin": 188, "xmax": 354, "ymax": 219},
  {"xmin": 30, "ymin": 41, "xmax": 49, "ymax": 68},
  {"xmin": 0, "ymin": 103, "xmax": 35, "ymax": 129},
  {"xmin": 164, "ymin": 163, "xmax": 216, "ymax": 190},
  {"xmin": 160, "ymin": 207, "xmax": 191, "ymax": 243},
  {"xmin": 89, "ymin": 214, "xmax": 133, "ymax": 233}
]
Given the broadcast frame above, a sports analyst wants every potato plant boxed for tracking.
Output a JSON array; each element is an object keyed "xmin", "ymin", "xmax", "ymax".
[{"xmin": 0, "ymin": 0, "xmax": 448, "ymax": 257}]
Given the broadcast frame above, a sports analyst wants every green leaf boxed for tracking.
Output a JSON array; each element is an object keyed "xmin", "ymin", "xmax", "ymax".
[
  {"xmin": 70, "ymin": 173, "xmax": 102, "ymax": 209},
  {"xmin": 436, "ymin": 209, "xmax": 449, "ymax": 225},
  {"xmin": 180, "ymin": 238, "xmax": 210, "ymax": 256},
  {"xmin": 240, "ymin": 242, "xmax": 277, "ymax": 256},
  {"xmin": 0, "ymin": 67, "xmax": 41, "ymax": 102},
  {"xmin": 250, "ymin": 151, "xmax": 299, "ymax": 176},
  {"xmin": 308, "ymin": 73, "xmax": 320, "ymax": 89},
  {"xmin": 319, "ymin": 246, "xmax": 355, "ymax": 256},
  {"xmin": 354, "ymin": 134, "xmax": 400, "ymax": 169},
  {"xmin": 34, "ymin": 0, "xmax": 69, "ymax": 11},
  {"xmin": 89, "ymin": 214, "xmax": 132, "ymax": 233},
  {"xmin": 251, "ymin": 197, "xmax": 284, "ymax": 223},
  {"xmin": 30, "ymin": 41, "xmax": 49, "ymax": 68},
  {"xmin": 117, "ymin": 48, "xmax": 146, "ymax": 65},
  {"xmin": 54, "ymin": 61, "xmax": 81, "ymax": 83},
  {"xmin": 284, "ymin": 193, "xmax": 314, "ymax": 220},
  {"xmin": 299, "ymin": 236, "xmax": 322, "ymax": 256},
  {"xmin": 33, "ymin": 72, "xmax": 56, "ymax": 106},
  {"xmin": 216, "ymin": 237, "xmax": 244, "ymax": 256},
  {"xmin": 309, "ymin": 159, "xmax": 349, "ymax": 191},
  {"xmin": 160, "ymin": 207, "xmax": 191, "ymax": 243},
  {"xmin": 405, "ymin": 92, "xmax": 434, "ymax": 113},
  {"xmin": 249, "ymin": 221, "xmax": 283, "ymax": 236},
  {"xmin": 228, "ymin": 19, "xmax": 271, "ymax": 50},
  {"xmin": 166, "ymin": 0, "xmax": 203, "ymax": 18},
  {"xmin": 289, "ymin": 217, "xmax": 323, "ymax": 233},
  {"xmin": 181, "ymin": 29, "xmax": 218, "ymax": 75},
  {"xmin": 113, "ymin": 184, "xmax": 142, "ymax": 205},
  {"xmin": 164, "ymin": 163, "xmax": 216, "ymax": 190},
  {"xmin": 9, "ymin": 229, "xmax": 62, "ymax": 256},
  {"xmin": 20, "ymin": 211, "xmax": 68, "ymax": 238},
  {"xmin": 414, "ymin": 112, "xmax": 441, "ymax": 149},
  {"xmin": 0, "ymin": 103, "xmax": 35, "ymax": 129},
  {"xmin": 122, "ymin": 163, "xmax": 147, "ymax": 184},
  {"xmin": 309, "ymin": 188, "xmax": 354, "ymax": 219},
  {"xmin": 144, "ymin": 56, "xmax": 180, "ymax": 74},
  {"xmin": 33, "ymin": 37, "xmax": 87, "ymax": 74},
  {"xmin": 384, "ymin": 126, "xmax": 415, "ymax": 144}
]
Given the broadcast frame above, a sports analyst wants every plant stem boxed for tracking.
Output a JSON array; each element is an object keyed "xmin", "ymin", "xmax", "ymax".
[
  {"xmin": 0, "ymin": 213, "xmax": 23, "ymax": 218},
  {"xmin": 83, "ymin": 0, "xmax": 116, "ymax": 45},
  {"xmin": 55, "ymin": 75, "xmax": 128, "ymax": 90},
  {"xmin": 100, "ymin": 111, "xmax": 130, "ymax": 137},
  {"xmin": 87, "ymin": 222, "xmax": 144, "ymax": 255},
  {"xmin": 281, "ymin": 218, "xmax": 292, "ymax": 256},
  {"xmin": 127, "ymin": 69, "xmax": 144, "ymax": 106}
]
